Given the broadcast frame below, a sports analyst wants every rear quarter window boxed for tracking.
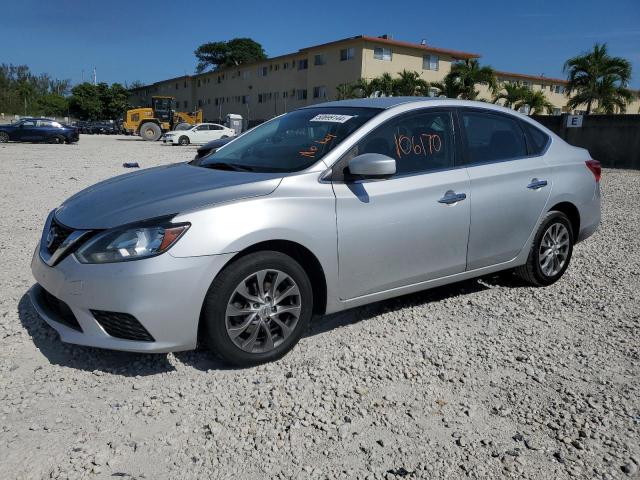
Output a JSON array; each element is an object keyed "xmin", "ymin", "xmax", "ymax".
[{"xmin": 521, "ymin": 121, "xmax": 550, "ymax": 156}]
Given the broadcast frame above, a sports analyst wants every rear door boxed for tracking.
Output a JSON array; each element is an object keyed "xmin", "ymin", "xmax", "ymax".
[
  {"xmin": 333, "ymin": 109, "xmax": 471, "ymax": 300},
  {"xmin": 190, "ymin": 125, "xmax": 209, "ymax": 143},
  {"xmin": 458, "ymin": 108, "xmax": 552, "ymax": 270}
]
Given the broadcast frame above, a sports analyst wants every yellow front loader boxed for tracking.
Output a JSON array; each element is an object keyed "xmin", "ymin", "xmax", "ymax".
[{"xmin": 123, "ymin": 96, "xmax": 203, "ymax": 141}]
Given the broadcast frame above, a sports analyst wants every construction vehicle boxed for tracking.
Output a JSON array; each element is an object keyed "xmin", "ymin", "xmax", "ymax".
[{"xmin": 123, "ymin": 96, "xmax": 203, "ymax": 141}]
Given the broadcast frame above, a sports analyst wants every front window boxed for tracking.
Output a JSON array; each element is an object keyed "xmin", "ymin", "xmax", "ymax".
[
  {"xmin": 373, "ymin": 47, "xmax": 392, "ymax": 61},
  {"xmin": 198, "ymin": 107, "xmax": 381, "ymax": 173}
]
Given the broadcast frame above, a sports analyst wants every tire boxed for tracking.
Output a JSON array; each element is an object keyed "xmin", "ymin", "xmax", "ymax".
[
  {"xmin": 47, "ymin": 135, "xmax": 65, "ymax": 144},
  {"xmin": 0, "ymin": 132, "xmax": 9, "ymax": 143},
  {"xmin": 139, "ymin": 122, "xmax": 162, "ymax": 141},
  {"xmin": 515, "ymin": 211, "xmax": 574, "ymax": 287},
  {"xmin": 174, "ymin": 122, "xmax": 191, "ymax": 131},
  {"xmin": 202, "ymin": 251, "xmax": 313, "ymax": 366},
  {"xmin": 178, "ymin": 135, "xmax": 190, "ymax": 146}
]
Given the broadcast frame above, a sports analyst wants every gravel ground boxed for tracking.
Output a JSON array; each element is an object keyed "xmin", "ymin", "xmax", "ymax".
[{"xmin": 0, "ymin": 135, "xmax": 638, "ymax": 480}]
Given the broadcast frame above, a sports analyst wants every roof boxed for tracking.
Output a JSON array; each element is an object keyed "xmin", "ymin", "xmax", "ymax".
[
  {"xmin": 301, "ymin": 97, "xmax": 437, "ymax": 109},
  {"xmin": 496, "ymin": 70, "xmax": 568, "ymax": 85},
  {"xmin": 301, "ymin": 35, "xmax": 480, "ymax": 60}
]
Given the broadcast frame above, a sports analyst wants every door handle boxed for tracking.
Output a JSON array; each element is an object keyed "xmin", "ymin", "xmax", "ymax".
[
  {"xmin": 527, "ymin": 179, "xmax": 548, "ymax": 190},
  {"xmin": 438, "ymin": 191, "xmax": 467, "ymax": 205}
]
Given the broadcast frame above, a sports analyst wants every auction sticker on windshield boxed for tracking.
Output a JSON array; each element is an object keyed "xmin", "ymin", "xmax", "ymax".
[{"xmin": 309, "ymin": 114, "xmax": 355, "ymax": 123}]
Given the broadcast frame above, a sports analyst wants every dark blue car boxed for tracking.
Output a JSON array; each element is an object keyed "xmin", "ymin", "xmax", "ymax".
[{"xmin": 0, "ymin": 118, "xmax": 79, "ymax": 144}]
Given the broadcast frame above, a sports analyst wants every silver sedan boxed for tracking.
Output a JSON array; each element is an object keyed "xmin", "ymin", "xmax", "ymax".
[{"xmin": 30, "ymin": 98, "xmax": 601, "ymax": 366}]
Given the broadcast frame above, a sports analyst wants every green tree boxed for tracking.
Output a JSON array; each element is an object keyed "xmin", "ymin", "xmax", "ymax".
[
  {"xmin": 195, "ymin": 38, "xmax": 267, "ymax": 73},
  {"xmin": 69, "ymin": 83, "xmax": 102, "ymax": 119},
  {"xmin": 564, "ymin": 43, "xmax": 633, "ymax": 114},
  {"xmin": 514, "ymin": 89, "xmax": 554, "ymax": 115},
  {"xmin": 492, "ymin": 83, "xmax": 528, "ymax": 108},
  {"xmin": 447, "ymin": 59, "xmax": 497, "ymax": 100},
  {"xmin": 352, "ymin": 78, "xmax": 377, "ymax": 98},
  {"xmin": 37, "ymin": 94, "xmax": 69, "ymax": 116},
  {"xmin": 392, "ymin": 70, "xmax": 430, "ymax": 96},
  {"xmin": 371, "ymin": 72, "xmax": 395, "ymax": 96},
  {"xmin": 431, "ymin": 75, "xmax": 466, "ymax": 99},
  {"xmin": 336, "ymin": 82, "xmax": 358, "ymax": 100}
]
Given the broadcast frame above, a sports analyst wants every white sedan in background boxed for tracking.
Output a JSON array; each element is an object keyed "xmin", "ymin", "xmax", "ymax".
[{"xmin": 163, "ymin": 123, "xmax": 236, "ymax": 146}]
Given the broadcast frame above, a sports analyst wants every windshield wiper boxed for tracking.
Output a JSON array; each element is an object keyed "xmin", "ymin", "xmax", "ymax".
[{"xmin": 200, "ymin": 162, "xmax": 255, "ymax": 172}]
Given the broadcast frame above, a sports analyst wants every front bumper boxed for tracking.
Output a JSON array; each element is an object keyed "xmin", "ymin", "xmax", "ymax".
[{"xmin": 30, "ymin": 247, "xmax": 235, "ymax": 353}]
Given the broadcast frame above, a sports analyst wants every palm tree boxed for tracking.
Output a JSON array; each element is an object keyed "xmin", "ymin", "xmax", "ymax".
[
  {"xmin": 431, "ymin": 75, "xmax": 465, "ymax": 99},
  {"xmin": 392, "ymin": 70, "xmax": 430, "ymax": 96},
  {"xmin": 563, "ymin": 43, "xmax": 633, "ymax": 114},
  {"xmin": 448, "ymin": 59, "xmax": 497, "ymax": 100},
  {"xmin": 492, "ymin": 83, "xmax": 528, "ymax": 108},
  {"xmin": 371, "ymin": 73, "xmax": 395, "ymax": 97},
  {"xmin": 352, "ymin": 78, "xmax": 377, "ymax": 98},
  {"xmin": 336, "ymin": 83, "xmax": 358, "ymax": 100},
  {"xmin": 514, "ymin": 89, "xmax": 554, "ymax": 115}
]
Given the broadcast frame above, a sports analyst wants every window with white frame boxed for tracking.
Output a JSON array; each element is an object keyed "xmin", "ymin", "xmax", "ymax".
[
  {"xmin": 314, "ymin": 54, "xmax": 327, "ymax": 66},
  {"xmin": 373, "ymin": 47, "xmax": 392, "ymax": 61},
  {"xmin": 257, "ymin": 66, "xmax": 268, "ymax": 77},
  {"xmin": 313, "ymin": 86, "xmax": 327, "ymax": 99},
  {"xmin": 340, "ymin": 47, "xmax": 355, "ymax": 61},
  {"xmin": 422, "ymin": 54, "xmax": 439, "ymax": 71}
]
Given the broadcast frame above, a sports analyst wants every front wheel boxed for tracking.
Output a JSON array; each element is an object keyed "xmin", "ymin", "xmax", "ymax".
[
  {"xmin": 178, "ymin": 135, "xmax": 190, "ymax": 146},
  {"xmin": 0, "ymin": 132, "xmax": 9, "ymax": 143},
  {"xmin": 202, "ymin": 251, "xmax": 313, "ymax": 366},
  {"xmin": 139, "ymin": 122, "xmax": 161, "ymax": 141},
  {"xmin": 515, "ymin": 211, "xmax": 574, "ymax": 287}
]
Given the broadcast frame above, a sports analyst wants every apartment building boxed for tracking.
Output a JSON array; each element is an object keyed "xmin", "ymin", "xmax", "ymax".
[{"xmin": 129, "ymin": 34, "xmax": 640, "ymax": 121}]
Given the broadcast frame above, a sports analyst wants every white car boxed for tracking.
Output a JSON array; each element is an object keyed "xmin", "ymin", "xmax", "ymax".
[{"xmin": 162, "ymin": 123, "xmax": 236, "ymax": 146}]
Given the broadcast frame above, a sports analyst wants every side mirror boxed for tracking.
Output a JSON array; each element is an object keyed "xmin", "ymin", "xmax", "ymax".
[{"xmin": 347, "ymin": 153, "xmax": 396, "ymax": 179}]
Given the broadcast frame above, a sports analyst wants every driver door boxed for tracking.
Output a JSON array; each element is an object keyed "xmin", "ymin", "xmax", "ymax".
[
  {"xmin": 17, "ymin": 120, "xmax": 38, "ymax": 141},
  {"xmin": 190, "ymin": 125, "xmax": 208, "ymax": 143},
  {"xmin": 332, "ymin": 109, "xmax": 471, "ymax": 300}
]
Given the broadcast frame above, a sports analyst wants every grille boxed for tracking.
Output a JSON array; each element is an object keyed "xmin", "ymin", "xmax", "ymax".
[
  {"xmin": 91, "ymin": 310, "xmax": 155, "ymax": 342},
  {"xmin": 41, "ymin": 289, "xmax": 83, "ymax": 332},
  {"xmin": 47, "ymin": 218, "xmax": 74, "ymax": 254}
]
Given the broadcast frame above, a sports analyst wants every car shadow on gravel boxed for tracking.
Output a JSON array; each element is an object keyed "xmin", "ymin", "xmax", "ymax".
[
  {"xmin": 17, "ymin": 293, "xmax": 176, "ymax": 377},
  {"xmin": 308, "ymin": 272, "xmax": 529, "ymax": 338}
]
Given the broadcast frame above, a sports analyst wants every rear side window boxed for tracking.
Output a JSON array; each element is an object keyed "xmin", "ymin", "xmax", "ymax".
[
  {"xmin": 351, "ymin": 110, "xmax": 455, "ymax": 176},
  {"xmin": 460, "ymin": 111, "xmax": 527, "ymax": 164},
  {"xmin": 521, "ymin": 121, "xmax": 550, "ymax": 155}
]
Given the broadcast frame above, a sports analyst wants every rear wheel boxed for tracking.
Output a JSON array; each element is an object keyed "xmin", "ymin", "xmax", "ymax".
[
  {"xmin": 48, "ymin": 135, "xmax": 65, "ymax": 144},
  {"xmin": 202, "ymin": 251, "xmax": 313, "ymax": 366},
  {"xmin": 139, "ymin": 122, "xmax": 161, "ymax": 141},
  {"xmin": 0, "ymin": 132, "xmax": 9, "ymax": 143},
  {"xmin": 515, "ymin": 211, "xmax": 574, "ymax": 286},
  {"xmin": 178, "ymin": 135, "xmax": 190, "ymax": 146}
]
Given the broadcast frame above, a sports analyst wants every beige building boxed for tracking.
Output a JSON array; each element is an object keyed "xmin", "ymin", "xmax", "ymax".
[{"xmin": 129, "ymin": 34, "xmax": 640, "ymax": 122}]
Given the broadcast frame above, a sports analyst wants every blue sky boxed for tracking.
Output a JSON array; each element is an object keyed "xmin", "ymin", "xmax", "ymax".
[{"xmin": 3, "ymin": 0, "xmax": 640, "ymax": 88}]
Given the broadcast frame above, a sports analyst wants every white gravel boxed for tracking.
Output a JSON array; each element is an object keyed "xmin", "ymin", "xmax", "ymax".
[{"xmin": 0, "ymin": 135, "xmax": 639, "ymax": 480}]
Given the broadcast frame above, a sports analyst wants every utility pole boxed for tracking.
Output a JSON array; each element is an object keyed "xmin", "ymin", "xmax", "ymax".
[
  {"xmin": 93, "ymin": 67, "xmax": 97, "ymax": 85},
  {"xmin": 81, "ymin": 69, "xmax": 84, "ymax": 82}
]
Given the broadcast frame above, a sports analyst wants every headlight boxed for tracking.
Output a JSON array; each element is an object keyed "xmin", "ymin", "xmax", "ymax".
[{"xmin": 75, "ymin": 222, "xmax": 189, "ymax": 264}]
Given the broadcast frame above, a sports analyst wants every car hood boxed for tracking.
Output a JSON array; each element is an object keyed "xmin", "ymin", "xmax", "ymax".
[{"xmin": 55, "ymin": 162, "xmax": 283, "ymax": 229}]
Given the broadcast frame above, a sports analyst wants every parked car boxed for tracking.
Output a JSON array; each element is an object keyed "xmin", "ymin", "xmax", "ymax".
[
  {"xmin": 162, "ymin": 122, "xmax": 235, "ymax": 146},
  {"xmin": 30, "ymin": 98, "xmax": 601, "ymax": 366},
  {"xmin": 0, "ymin": 118, "xmax": 79, "ymax": 144},
  {"xmin": 192, "ymin": 136, "xmax": 235, "ymax": 161}
]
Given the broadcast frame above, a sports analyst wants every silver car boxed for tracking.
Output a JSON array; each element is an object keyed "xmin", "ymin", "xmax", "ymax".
[{"xmin": 30, "ymin": 98, "xmax": 601, "ymax": 366}]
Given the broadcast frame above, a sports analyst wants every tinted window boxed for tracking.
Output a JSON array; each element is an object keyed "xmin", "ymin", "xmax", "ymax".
[
  {"xmin": 350, "ymin": 111, "xmax": 454, "ymax": 176},
  {"xmin": 461, "ymin": 111, "xmax": 527, "ymax": 164},
  {"xmin": 210, "ymin": 125, "xmax": 223, "ymax": 130},
  {"xmin": 521, "ymin": 121, "xmax": 549, "ymax": 155},
  {"xmin": 22, "ymin": 120, "xmax": 36, "ymax": 127}
]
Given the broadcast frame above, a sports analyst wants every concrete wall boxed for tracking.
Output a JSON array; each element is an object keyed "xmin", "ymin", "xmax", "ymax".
[{"xmin": 533, "ymin": 114, "xmax": 640, "ymax": 169}]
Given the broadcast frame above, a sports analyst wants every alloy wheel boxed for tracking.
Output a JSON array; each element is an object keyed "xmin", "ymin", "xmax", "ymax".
[
  {"xmin": 538, "ymin": 222, "xmax": 570, "ymax": 277},
  {"xmin": 225, "ymin": 269, "xmax": 301, "ymax": 353}
]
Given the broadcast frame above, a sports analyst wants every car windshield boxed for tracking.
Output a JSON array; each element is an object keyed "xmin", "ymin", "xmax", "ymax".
[{"xmin": 198, "ymin": 107, "xmax": 381, "ymax": 172}]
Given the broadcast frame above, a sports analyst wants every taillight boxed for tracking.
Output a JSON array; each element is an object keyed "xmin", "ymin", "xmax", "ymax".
[{"xmin": 585, "ymin": 160, "xmax": 601, "ymax": 182}]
